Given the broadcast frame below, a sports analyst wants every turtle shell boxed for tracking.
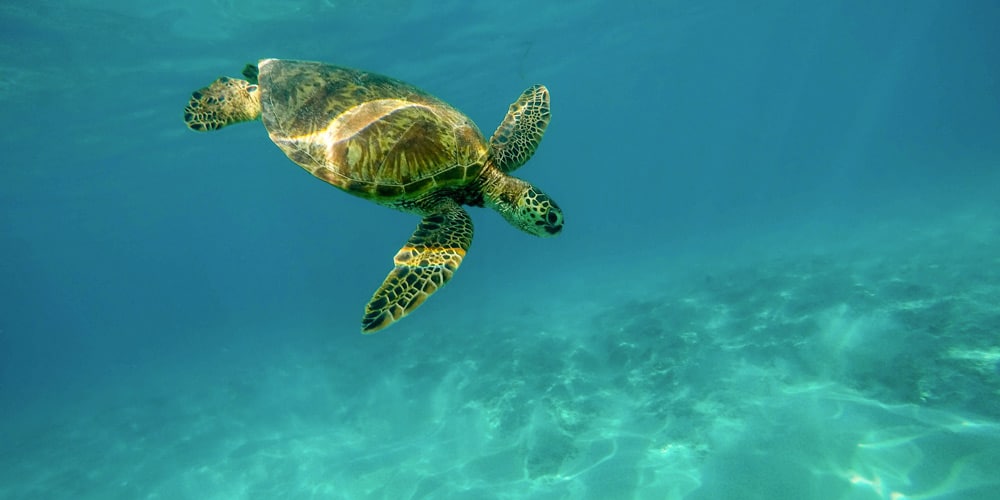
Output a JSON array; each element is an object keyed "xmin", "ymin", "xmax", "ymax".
[{"xmin": 257, "ymin": 59, "xmax": 488, "ymax": 201}]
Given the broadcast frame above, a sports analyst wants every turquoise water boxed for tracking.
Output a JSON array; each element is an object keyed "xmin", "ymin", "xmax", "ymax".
[{"xmin": 2, "ymin": 1, "xmax": 999, "ymax": 498}]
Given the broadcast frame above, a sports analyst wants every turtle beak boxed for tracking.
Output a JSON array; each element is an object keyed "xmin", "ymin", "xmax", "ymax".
[{"xmin": 541, "ymin": 208, "xmax": 563, "ymax": 236}]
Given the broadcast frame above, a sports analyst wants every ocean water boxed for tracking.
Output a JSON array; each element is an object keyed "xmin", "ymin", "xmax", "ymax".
[{"xmin": 2, "ymin": 0, "xmax": 999, "ymax": 498}]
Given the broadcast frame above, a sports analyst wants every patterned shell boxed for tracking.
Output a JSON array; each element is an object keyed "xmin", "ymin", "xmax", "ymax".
[{"xmin": 257, "ymin": 59, "xmax": 489, "ymax": 200}]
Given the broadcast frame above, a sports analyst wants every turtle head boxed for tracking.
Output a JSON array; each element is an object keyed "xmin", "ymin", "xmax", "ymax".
[
  {"xmin": 184, "ymin": 76, "xmax": 262, "ymax": 132},
  {"xmin": 515, "ymin": 185, "xmax": 564, "ymax": 237},
  {"xmin": 485, "ymin": 173, "xmax": 563, "ymax": 237}
]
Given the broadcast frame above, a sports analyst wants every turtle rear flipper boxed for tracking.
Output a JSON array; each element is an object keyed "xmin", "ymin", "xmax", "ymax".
[
  {"xmin": 183, "ymin": 77, "xmax": 262, "ymax": 131},
  {"xmin": 488, "ymin": 85, "xmax": 550, "ymax": 173},
  {"xmin": 362, "ymin": 200, "xmax": 473, "ymax": 333}
]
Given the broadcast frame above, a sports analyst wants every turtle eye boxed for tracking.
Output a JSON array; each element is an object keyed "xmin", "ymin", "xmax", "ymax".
[{"xmin": 247, "ymin": 85, "xmax": 258, "ymax": 93}]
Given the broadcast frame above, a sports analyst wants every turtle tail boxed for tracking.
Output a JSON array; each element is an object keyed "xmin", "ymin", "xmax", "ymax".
[{"xmin": 183, "ymin": 76, "xmax": 262, "ymax": 132}]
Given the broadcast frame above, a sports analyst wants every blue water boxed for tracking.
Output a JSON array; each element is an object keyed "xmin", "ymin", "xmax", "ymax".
[{"xmin": 2, "ymin": 1, "xmax": 1000, "ymax": 498}]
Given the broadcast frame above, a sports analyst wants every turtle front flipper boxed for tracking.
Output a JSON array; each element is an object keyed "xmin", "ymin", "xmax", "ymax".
[
  {"xmin": 488, "ymin": 84, "xmax": 550, "ymax": 173},
  {"xmin": 183, "ymin": 76, "xmax": 262, "ymax": 131},
  {"xmin": 361, "ymin": 201, "xmax": 474, "ymax": 333}
]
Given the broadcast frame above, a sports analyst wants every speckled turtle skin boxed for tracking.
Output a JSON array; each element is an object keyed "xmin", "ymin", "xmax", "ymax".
[{"xmin": 183, "ymin": 59, "xmax": 563, "ymax": 333}]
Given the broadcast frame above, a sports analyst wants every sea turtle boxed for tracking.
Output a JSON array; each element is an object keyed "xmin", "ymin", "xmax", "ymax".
[{"xmin": 183, "ymin": 59, "xmax": 563, "ymax": 333}]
